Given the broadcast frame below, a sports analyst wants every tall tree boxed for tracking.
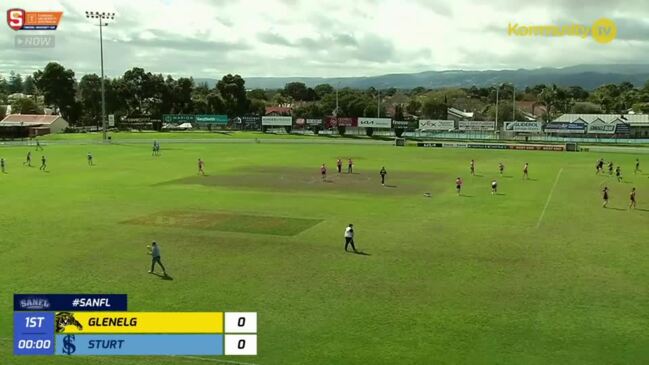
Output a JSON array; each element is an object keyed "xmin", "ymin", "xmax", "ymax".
[
  {"xmin": 248, "ymin": 89, "xmax": 267, "ymax": 100},
  {"xmin": 293, "ymin": 103, "xmax": 323, "ymax": 118},
  {"xmin": 217, "ymin": 74, "xmax": 249, "ymax": 116},
  {"xmin": 33, "ymin": 62, "xmax": 76, "ymax": 120},
  {"xmin": 8, "ymin": 71, "xmax": 23, "ymax": 94},
  {"xmin": 192, "ymin": 82, "xmax": 211, "ymax": 114},
  {"xmin": 103, "ymin": 78, "xmax": 120, "ymax": 117},
  {"xmin": 314, "ymin": 84, "xmax": 334, "ymax": 98},
  {"xmin": 571, "ymin": 102, "xmax": 601, "ymax": 114},
  {"xmin": 590, "ymin": 84, "xmax": 621, "ymax": 113},
  {"xmin": 0, "ymin": 76, "xmax": 8, "ymax": 95},
  {"xmin": 174, "ymin": 77, "xmax": 194, "ymax": 113},
  {"xmin": 22, "ymin": 75, "xmax": 36, "ymax": 95},
  {"xmin": 393, "ymin": 104, "xmax": 405, "ymax": 120},
  {"xmin": 114, "ymin": 67, "xmax": 151, "ymax": 116},
  {"xmin": 489, "ymin": 101, "xmax": 524, "ymax": 122},
  {"xmin": 248, "ymin": 99, "xmax": 266, "ymax": 116},
  {"xmin": 161, "ymin": 75, "xmax": 177, "ymax": 114},
  {"xmin": 305, "ymin": 87, "xmax": 318, "ymax": 101},
  {"xmin": 537, "ymin": 84, "xmax": 559, "ymax": 120},
  {"xmin": 567, "ymin": 86, "xmax": 589, "ymax": 101},
  {"xmin": 79, "ymin": 74, "xmax": 102, "ymax": 126},
  {"xmin": 383, "ymin": 87, "xmax": 397, "ymax": 97},
  {"xmin": 142, "ymin": 73, "xmax": 167, "ymax": 117},
  {"xmin": 11, "ymin": 97, "xmax": 43, "ymax": 114},
  {"xmin": 410, "ymin": 86, "xmax": 427, "ymax": 96},
  {"xmin": 421, "ymin": 97, "xmax": 447, "ymax": 119},
  {"xmin": 206, "ymin": 92, "xmax": 226, "ymax": 114},
  {"xmin": 406, "ymin": 99, "xmax": 421, "ymax": 116},
  {"xmin": 283, "ymin": 82, "xmax": 308, "ymax": 101},
  {"xmin": 0, "ymin": 76, "xmax": 8, "ymax": 104}
]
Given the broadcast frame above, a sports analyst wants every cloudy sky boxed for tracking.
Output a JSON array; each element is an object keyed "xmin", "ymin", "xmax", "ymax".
[{"xmin": 2, "ymin": 0, "xmax": 649, "ymax": 78}]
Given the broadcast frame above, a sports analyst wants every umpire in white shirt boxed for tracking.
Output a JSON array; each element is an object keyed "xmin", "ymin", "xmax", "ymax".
[{"xmin": 344, "ymin": 224, "xmax": 357, "ymax": 252}]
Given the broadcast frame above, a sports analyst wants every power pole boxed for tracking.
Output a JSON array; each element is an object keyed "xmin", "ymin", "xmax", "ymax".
[{"xmin": 377, "ymin": 90, "xmax": 380, "ymax": 118}]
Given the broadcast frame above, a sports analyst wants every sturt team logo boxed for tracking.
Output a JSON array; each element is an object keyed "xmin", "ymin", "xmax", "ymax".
[
  {"xmin": 7, "ymin": 8, "xmax": 24, "ymax": 30},
  {"xmin": 6, "ymin": 8, "xmax": 63, "ymax": 31}
]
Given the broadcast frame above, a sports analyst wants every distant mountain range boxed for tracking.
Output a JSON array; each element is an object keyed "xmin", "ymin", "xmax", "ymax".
[{"xmin": 195, "ymin": 64, "xmax": 649, "ymax": 90}]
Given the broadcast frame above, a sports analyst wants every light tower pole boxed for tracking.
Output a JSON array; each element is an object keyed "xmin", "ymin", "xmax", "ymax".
[{"xmin": 85, "ymin": 11, "xmax": 115, "ymax": 142}]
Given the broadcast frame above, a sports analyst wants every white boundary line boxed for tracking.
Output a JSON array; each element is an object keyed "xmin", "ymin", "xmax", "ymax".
[
  {"xmin": 536, "ymin": 168, "xmax": 563, "ymax": 229},
  {"xmin": 176, "ymin": 356, "xmax": 260, "ymax": 365}
]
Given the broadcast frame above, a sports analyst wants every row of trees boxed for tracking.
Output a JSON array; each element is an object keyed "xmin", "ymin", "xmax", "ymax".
[
  {"xmin": 3, "ymin": 63, "xmax": 649, "ymax": 127},
  {"xmin": 0, "ymin": 63, "xmax": 261, "ymax": 127}
]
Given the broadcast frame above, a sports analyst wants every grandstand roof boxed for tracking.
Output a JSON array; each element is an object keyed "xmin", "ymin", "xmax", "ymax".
[
  {"xmin": 447, "ymin": 107, "xmax": 473, "ymax": 119},
  {"xmin": 553, "ymin": 113, "xmax": 649, "ymax": 125},
  {"xmin": 0, "ymin": 114, "xmax": 64, "ymax": 126}
]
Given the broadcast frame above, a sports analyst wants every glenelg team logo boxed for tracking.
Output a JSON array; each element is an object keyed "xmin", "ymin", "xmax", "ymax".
[{"xmin": 6, "ymin": 8, "xmax": 63, "ymax": 31}]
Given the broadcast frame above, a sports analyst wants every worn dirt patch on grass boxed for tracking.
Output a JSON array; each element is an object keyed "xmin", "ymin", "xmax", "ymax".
[
  {"xmin": 165, "ymin": 166, "xmax": 440, "ymax": 194},
  {"xmin": 124, "ymin": 210, "xmax": 322, "ymax": 236}
]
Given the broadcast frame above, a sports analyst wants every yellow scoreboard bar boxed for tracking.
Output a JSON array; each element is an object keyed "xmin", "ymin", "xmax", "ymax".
[{"xmin": 57, "ymin": 312, "xmax": 223, "ymax": 333}]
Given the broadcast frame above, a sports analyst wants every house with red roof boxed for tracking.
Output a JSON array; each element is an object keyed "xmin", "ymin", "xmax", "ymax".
[{"xmin": 0, "ymin": 114, "xmax": 69, "ymax": 137}]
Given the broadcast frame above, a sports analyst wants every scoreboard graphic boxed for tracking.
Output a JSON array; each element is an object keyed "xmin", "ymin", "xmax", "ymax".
[{"xmin": 14, "ymin": 294, "xmax": 257, "ymax": 356}]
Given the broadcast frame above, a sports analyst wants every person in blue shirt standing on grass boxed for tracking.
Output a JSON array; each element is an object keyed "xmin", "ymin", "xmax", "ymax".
[{"xmin": 147, "ymin": 241, "xmax": 167, "ymax": 276}]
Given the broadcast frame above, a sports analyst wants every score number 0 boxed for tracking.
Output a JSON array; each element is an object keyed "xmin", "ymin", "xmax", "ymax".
[{"xmin": 224, "ymin": 313, "xmax": 257, "ymax": 356}]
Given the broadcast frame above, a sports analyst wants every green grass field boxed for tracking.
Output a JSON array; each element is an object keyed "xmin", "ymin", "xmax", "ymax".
[{"xmin": 1, "ymin": 137, "xmax": 649, "ymax": 364}]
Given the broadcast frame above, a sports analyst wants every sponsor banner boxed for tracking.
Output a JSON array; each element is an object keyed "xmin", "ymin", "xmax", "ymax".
[
  {"xmin": 194, "ymin": 114, "xmax": 228, "ymax": 124},
  {"xmin": 56, "ymin": 312, "xmax": 223, "ymax": 334},
  {"xmin": 458, "ymin": 120, "xmax": 495, "ymax": 131},
  {"xmin": 295, "ymin": 118, "xmax": 305, "ymax": 126},
  {"xmin": 262, "ymin": 116, "xmax": 292, "ymax": 126},
  {"xmin": 306, "ymin": 118, "xmax": 322, "ymax": 126},
  {"xmin": 162, "ymin": 114, "xmax": 194, "ymax": 123},
  {"xmin": 587, "ymin": 122, "xmax": 616, "ymax": 134},
  {"xmin": 544, "ymin": 121, "xmax": 587, "ymax": 133},
  {"xmin": 504, "ymin": 121, "xmax": 542, "ymax": 132},
  {"xmin": 416, "ymin": 142, "xmax": 468, "ymax": 148},
  {"xmin": 419, "ymin": 119, "xmax": 455, "ymax": 131},
  {"xmin": 443, "ymin": 142, "xmax": 468, "ymax": 148},
  {"xmin": 510, "ymin": 144, "xmax": 565, "ymax": 151},
  {"xmin": 417, "ymin": 142, "xmax": 563, "ymax": 151},
  {"xmin": 54, "ymin": 334, "xmax": 223, "ymax": 355},
  {"xmin": 468, "ymin": 143, "xmax": 508, "ymax": 150},
  {"xmin": 122, "ymin": 117, "xmax": 156, "ymax": 123},
  {"xmin": 358, "ymin": 117, "xmax": 392, "ymax": 129},
  {"xmin": 615, "ymin": 122, "xmax": 631, "ymax": 134},
  {"xmin": 417, "ymin": 142, "xmax": 443, "ymax": 147},
  {"xmin": 324, "ymin": 117, "xmax": 357, "ymax": 128},
  {"xmin": 240, "ymin": 115, "xmax": 261, "ymax": 126},
  {"xmin": 7, "ymin": 9, "xmax": 63, "ymax": 31},
  {"xmin": 392, "ymin": 120, "xmax": 409, "ymax": 128},
  {"xmin": 14, "ymin": 294, "xmax": 127, "ymax": 312}
]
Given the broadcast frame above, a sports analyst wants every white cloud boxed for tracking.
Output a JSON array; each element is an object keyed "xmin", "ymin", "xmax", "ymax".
[{"xmin": 0, "ymin": 0, "xmax": 647, "ymax": 78}]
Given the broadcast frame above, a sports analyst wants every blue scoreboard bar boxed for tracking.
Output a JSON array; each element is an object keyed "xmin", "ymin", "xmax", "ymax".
[
  {"xmin": 14, "ymin": 312, "xmax": 55, "ymax": 355},
  {"xmin": 14, "ymin": 294, "xmax": 127, "ymax": 311}
]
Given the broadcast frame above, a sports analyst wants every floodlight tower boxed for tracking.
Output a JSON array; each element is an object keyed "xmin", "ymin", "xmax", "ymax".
[{"xmin": 85, "ymin": 11, "xmax": 115, "ymax": 142}]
